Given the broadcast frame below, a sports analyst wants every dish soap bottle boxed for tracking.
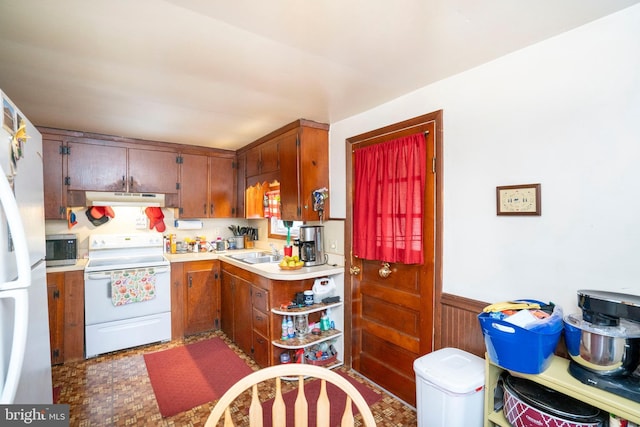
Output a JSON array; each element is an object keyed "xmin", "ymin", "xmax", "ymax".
[{"xmin": 281, "ymin": 316, "xmax": 288, "ymax": 341}]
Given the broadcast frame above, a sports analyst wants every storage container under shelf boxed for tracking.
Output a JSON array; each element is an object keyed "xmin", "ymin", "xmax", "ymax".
[{"xmin": 484, "ymin": 355, "xmax": 640, "ymax": 427}]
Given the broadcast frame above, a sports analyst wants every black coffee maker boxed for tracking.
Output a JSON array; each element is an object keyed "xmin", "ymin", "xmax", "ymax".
[{"xmin": 294, "ymin": 225, "xmax": 325, "ymax": 267}]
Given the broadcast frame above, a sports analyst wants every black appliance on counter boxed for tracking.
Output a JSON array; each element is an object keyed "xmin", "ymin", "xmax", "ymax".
[{"xmin": 564, "ymin": 289, "xmax": 640, "ymax": 403}]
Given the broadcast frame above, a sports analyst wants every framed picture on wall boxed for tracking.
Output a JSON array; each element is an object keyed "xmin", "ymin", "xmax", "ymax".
[
  {"xmin": 496, "ymin": 183, "xmax": 541, "ymax": 216},
  {"xmin": 2, "ymin": 97, "xmax": 16, "ymax": 135}
]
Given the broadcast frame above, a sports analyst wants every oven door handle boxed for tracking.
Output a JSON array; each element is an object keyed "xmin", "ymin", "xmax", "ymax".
[{"xmin": 87, "ymin": 267, "xmax": 170, "ymax": 280}]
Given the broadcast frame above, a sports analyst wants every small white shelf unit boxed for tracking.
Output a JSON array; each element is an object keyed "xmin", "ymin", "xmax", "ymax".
[{"xmin": 271, "ymin": 301, "xmax": 344, "ymax": 370}]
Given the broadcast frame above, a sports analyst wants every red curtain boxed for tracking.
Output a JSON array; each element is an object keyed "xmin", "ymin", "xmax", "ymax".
[{"xmin": 353, "ymin": 133, "xmax": 426, "ymax": 264}]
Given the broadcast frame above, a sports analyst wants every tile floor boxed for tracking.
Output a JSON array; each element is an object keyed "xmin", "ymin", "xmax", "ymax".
[{"xmin": 52, "ymin": 330, "xmax": 417, "ymax": 426}]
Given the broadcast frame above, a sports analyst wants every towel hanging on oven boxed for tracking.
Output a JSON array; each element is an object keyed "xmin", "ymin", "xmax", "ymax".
[{"xmin": 111, "ymin": 268, "xmax": 157, "ymax": 307}]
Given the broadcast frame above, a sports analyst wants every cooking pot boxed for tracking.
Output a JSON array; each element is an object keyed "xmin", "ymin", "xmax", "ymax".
[{"xmin": 563, "ymin": 312, "xmax": 640, "ymax": 376}]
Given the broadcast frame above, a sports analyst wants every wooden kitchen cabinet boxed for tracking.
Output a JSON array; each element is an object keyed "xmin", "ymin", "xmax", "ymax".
[
  {"xmin": 237, "ymin": 119, "xmax": 329, "ymax": 222},
  {"xmin": 65, "ymin": 142, "xmax": 179, "ymax": 196},
  {"xmin": 220, "ymin": 261, "xmax": 338, "ymax": 368},
  {"xmin": 183, "ymin": 260, "xmax": 221, "ymax": 336},
  {"xmin": 251, "ymin": 285, "xmax": 271, "ymax": 367},
  {"xmin": 221, "ymin": 267, "xmax": 252, "ymax": 356},
  {"xmin": 235, "ymin": 152, "xmax": 246, "ymax": 218},
  {"xmin": 39, "ymin": 127, "xmax": 185, "ymax": 213},
  {"xmin": 66, "ymin": 140, "xmax": 127, "ymax": 192},
  {"xmin": 128, "ymin": 147, "xmax": 180, "ymax": 194},
  {"xmin": 246, "ymin": 137, "xmax": 279, "ymax": 178},
  {"xmin": 279, "ymin": 121, "xmax": 330, "ymax": 221},
  {"xmin": 179, "ymin": 152, "xmax": 236, "ymax": 218},
  {"xmin": 46, "ymin": 270, "xmax": 84, "ymax": 365},
  {"xmin": 42, "ymin": 136, "xmax": 67, "ymax": 219}
]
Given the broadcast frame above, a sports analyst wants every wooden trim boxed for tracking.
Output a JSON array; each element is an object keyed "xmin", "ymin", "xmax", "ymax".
[
  {"xmin": 37, "ymin": 126, "xmax": 235, "ymax": 157},
  {"xmin": 236, "ymin": 119, "xmax": 329, "ymax": 154}
]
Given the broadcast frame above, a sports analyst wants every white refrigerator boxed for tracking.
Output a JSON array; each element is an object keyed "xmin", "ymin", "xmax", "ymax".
[{"xmin": 0, "ymin": 89, "xmax": 52, "ymax": 403}]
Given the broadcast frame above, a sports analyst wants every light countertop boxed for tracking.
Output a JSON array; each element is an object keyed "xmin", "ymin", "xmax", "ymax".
[
  {"xmin": 46, "ymin": 259, "xmax": 88, "ymax": 273},
  {"xmin": 169, "ymin": 249, "xmax": 344, "ymax": 280},
  {"xmin": 48, "ymin": 250, "xmax": 344, "ymax": 280}
]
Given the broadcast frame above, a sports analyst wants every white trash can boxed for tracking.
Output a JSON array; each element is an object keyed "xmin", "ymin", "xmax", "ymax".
[{"xmin": 413, "ymin": 347, "xmax": 485, "ymax": 427}]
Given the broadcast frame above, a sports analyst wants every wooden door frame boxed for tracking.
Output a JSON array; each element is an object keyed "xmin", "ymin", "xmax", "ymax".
[{"xmin": 343, "ymin": 110, "xmax": 444, "ymax": 366}]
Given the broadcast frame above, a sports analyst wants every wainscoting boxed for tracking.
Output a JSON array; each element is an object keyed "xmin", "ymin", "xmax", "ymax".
[{"xmin": 436, "ymin": 293, "xmax": 488, "ymax": 358}]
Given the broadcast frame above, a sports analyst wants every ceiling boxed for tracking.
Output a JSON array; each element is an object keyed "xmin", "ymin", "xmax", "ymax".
[{"xmin": 1, "ymin": 0, "xmax": 638, "ymax": 151}]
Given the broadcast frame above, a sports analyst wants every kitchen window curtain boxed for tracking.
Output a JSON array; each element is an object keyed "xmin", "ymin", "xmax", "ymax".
[{"xmin": 353, "ymin": 132, "xmax": 426, "ymax": 264}]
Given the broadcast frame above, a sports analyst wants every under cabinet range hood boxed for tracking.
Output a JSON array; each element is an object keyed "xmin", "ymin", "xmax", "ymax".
[{"xmin": 85, "ymin": 191, "xmax": 165, "ymax": 207}]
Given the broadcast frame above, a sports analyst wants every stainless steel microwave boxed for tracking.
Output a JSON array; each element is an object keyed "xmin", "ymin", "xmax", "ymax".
[{"xmin": 45, "ymin": 234, "xmax": 77, "ymax": 267}]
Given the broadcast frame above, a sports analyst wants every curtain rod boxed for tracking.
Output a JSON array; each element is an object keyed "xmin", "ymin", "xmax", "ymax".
[{"xmin": 350, "ymin": 123, "xmax": 430, "ymax": 144}]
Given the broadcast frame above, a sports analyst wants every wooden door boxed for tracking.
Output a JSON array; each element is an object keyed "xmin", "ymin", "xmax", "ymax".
[
  {"xmin": 233, "ymin": 276, "xmax": 253, "ymax": 356},
  {"xmin": 47, "ymin": 272, "xmax": 65, "ymax": 365},
  {"xmin": 179, "ymin": 153, "xmax": 209, "ymax": 218},
  {"xmin": 259, "ymin": 138, "xmax": 280, "ymax": 175},
  {"xmin": 278, "ymin": 129, "xmax": 301, "ymax": 220},
  {"xmin": 346, "ymin": 111, "xmax": 442, "ymax": 406},
  {"xmin": 209, "ymin": 155, "xmax": 235, "ymax": 217},
  {"xmin": 42, "ymin": 137, "xmax": 66, "ymax": 219},
  {"xmin": 297, "ymin": 126, "xmax": 330, "ymax": 221},
  {"xmin": 220, "ymin": 270, "xmax": 235, "ymax": 339},
  {"xmin": 66, "ymin": 141, "xmax": 127, "ymax": 191},
  {"xmin": 235, "ymin": 153, "xmax": 246, "ymax": 218},
  {"xmin": 184, "ymin": 261, "xmax": 219, "ymax": 335},
  {"xmin": 128, "ymin": 148, "xmax": 178, "ymax": 194},
  {"xmin": 63, "ymin": 270, "xmax": 85, "ymax": 362}
]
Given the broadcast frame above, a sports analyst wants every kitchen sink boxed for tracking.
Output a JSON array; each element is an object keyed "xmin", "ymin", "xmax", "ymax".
[{"xmin": 228, "ymin": 251, "xmax": 282, "ymax": 264}]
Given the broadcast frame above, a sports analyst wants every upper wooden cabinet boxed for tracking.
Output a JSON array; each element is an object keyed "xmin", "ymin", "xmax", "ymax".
[
  {"xmin": 65, "ymin": 141, "xmax": 179, "ymax": 194},
  {"xmin": 39, "ymin": 127, "xmax": 227, "ymax": 217},
  {"xmin": 128, "ymin": 147, "xmax": 180, "ymax": 194},
  {"xmin": 42, "ymin": 136, "xmax": 67, "ymax": 219},
  {"xmin": 279, "ymin": 122, "xmax": 330, "ymax": 221},
  {"xmin": 246, "ymin": 137, "xmax": 279, "ymax": 178},
  {"xmin": 178, "ymin": 152, "xmax": 236, "ymax": 218},
  {"xmin": 238, "ymin": 119, "xmax": 330, "ymax": 221}
]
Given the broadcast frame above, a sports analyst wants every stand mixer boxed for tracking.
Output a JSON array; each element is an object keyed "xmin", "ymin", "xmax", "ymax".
[{"xmin": 563, "ymin": 290, "xmax": 640, "ymax": 403}]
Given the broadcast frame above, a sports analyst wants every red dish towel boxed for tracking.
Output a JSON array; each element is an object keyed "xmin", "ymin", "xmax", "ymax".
[{"xmin": 264, "ymin": 190, "xmax": 281, "ymax": 219}]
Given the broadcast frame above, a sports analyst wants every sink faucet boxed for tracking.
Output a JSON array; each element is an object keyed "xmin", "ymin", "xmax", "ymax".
[{"xmin": 269, "ymin": 243, "xmax": 280, "ymax": 257}]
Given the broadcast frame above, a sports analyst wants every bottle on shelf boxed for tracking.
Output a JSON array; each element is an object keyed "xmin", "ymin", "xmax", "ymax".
[
  {"xmin": 281, "ymin": 316, "xmax": 288, "ymax": 340},
  {"xmin": 287, "ymin": 316, "xmax": 294, "ymax": 339},
  {"xmin": 320, "ymin": 311, "xmax": 330, "ymax": 331}
]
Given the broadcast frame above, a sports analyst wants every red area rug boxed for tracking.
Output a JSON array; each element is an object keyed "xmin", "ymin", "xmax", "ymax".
[
  {"xmin": 144, "ymin": 338, "xmax": 253, "ymax": 417},
  {"xmin": 261, "ymin": 370, "xmax": 382, "ymax": 425}
]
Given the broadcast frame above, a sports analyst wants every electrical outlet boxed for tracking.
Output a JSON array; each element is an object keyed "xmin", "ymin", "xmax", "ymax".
[{"xmin": 330, "ymin": 240, "xmax": 337, "ymax": 250}]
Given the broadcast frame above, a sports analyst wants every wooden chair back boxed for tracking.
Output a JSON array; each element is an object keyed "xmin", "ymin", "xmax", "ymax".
[{"xmin": 204, "ymin": 364, "xmax": 377, "ymax": 427}]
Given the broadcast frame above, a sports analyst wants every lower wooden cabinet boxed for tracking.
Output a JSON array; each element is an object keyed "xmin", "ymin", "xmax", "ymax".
[
  {"xmin": 182, "ymin": 260, "xmax": 221, "ymax": 336},
  {"xmin": 220, "ymin": 261, "xmax": 321, "ymax": 367},
  {"xmin": 221, "ymin": 268, "xmax": 252, "ymax": 356},
  {"xmin": 46, "ymin": 270, "xmax": 84, "ymax": 365}
]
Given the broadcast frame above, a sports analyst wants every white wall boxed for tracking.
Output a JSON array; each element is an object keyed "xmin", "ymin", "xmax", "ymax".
[
  {"xmin": 328, "ymin": 4, "xmax": 640, "ymax": 314},
  {"xmin": 46, "ymin": 207, "xmax": 346, "ymax": 264}
]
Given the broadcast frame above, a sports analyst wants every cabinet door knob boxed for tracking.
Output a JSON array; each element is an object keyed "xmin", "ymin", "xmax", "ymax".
[{"xmin": 349, "ymin": 265, "xmax": 361, "ymax": 275}]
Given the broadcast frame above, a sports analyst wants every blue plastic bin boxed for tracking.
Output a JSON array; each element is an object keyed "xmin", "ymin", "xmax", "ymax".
[{"xmin": 477, "ymin": 301, "xmax": 563, "ymax": 374}]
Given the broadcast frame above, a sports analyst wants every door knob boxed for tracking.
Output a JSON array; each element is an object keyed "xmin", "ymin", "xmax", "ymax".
[
  {"xmin": 378, "ymin": 263, "xmax": 392, "ymax": 278},
  {"xmin": 349, "ymin": 265, "xmax": 361, "ymax": 275}
]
